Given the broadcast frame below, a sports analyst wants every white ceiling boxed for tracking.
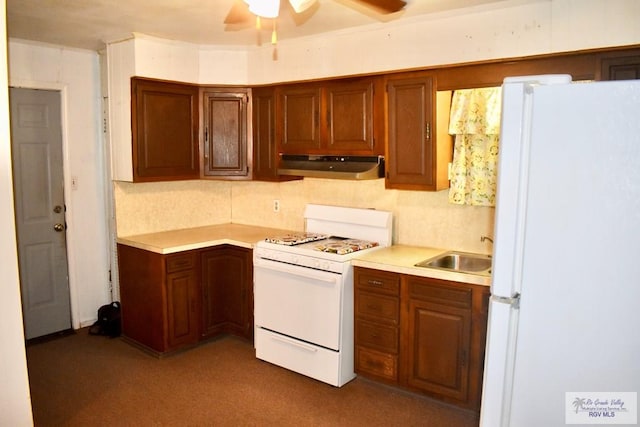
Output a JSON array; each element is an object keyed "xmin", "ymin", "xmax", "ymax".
[{"xmin": 6, "ymin": 0, "xmax": 507, "ymax": 51}]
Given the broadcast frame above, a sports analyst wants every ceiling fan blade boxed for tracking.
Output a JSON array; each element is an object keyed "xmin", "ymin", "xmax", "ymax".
[
  {"xmin": 224, "ymin": 0, "xmax": 253, "ymax": 24},
  {"xmin": 284, "ymin": 0, "xmax": 319, "ymax": 26},
  {"xmin": 355, "ymin": 0, "xmax": 407, "ymax": 14},
  {"xmin": 289, "ymin": 0, "xmax": 317, "ymax": 13}
]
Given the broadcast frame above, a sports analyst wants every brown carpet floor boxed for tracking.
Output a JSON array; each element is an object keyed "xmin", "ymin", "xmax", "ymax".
[{"xmin": 26, "ymin": 330, "xmax": 479, "ymax": 427}]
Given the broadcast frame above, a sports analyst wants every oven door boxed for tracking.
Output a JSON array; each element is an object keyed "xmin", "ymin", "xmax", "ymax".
[{"xmin": 254, "ymin": 257, "xmax": 342, "ymax": 351}]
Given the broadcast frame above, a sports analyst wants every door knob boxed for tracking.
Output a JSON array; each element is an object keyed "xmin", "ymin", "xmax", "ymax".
[{"xmin": 54, "ymin": 223, "xmax": 64, "ymax": 232}]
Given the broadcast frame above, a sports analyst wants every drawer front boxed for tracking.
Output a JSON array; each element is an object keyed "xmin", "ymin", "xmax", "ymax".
[
  {"xmin": 356, "ymin": 291, "xmax": 399, "ymax": 325},
  {"xmin": 166, "ymin": 252, "xmax": 196, "ymax": 273},
  {"xmin": 356, "ymin": 319, "xmax": 398, "ymax": 353},
  {"xmin": 355, "ymin": 268, "xmax": 400, "ymax": 296},
  {"xmin": 408, "ymin": 277, "xmax": 472, "ymax": 309},
  {"xmin": 255, "ymin": 327, "xmax": 354, "ymax": 387},
  {"xmin": 356, "ymin": 346, "xmax": 398, "ymax": 382}
]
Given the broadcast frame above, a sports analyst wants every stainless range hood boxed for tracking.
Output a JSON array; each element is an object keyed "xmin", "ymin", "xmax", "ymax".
[{"xmin": 277, "ymin": 155, "xmax": 385, "ymax": 180}]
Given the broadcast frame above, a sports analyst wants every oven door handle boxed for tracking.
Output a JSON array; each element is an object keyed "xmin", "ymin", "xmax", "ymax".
[{"xmin": 254, "ymin": 259, "xmax": 338, "ymax": 284}]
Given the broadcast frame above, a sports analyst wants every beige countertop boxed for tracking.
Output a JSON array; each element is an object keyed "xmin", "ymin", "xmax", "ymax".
[
  {"xmin": 118, "ymin": 225, "xmax": 491, "ymax": 286},
  {"xmin": 116, "ymin": 223, "xmax": 295, "ymax": 254},
  {"xmin": 353, "ymin": 245, "xmax": 491, "ymax": 287}
]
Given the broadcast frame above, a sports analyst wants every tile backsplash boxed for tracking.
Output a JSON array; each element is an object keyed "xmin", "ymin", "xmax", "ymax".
[{"xmin": 114, "ymin": 177, "xmax": 495, "ymax": 254}]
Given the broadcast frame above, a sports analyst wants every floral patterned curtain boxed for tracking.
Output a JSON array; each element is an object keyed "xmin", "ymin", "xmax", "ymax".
[{"xmin": 448, "ymin": 87, "xmax": 502, "ymax": 206}]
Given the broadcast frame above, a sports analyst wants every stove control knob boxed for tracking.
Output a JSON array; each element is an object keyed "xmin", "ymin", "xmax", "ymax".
[
  {"xmin": 292, "ymin": 256, "xmax": 299, "ymax": 264},
  {"xmin": 313, "ymin": 260, "xmax": 321, "ymax": 268},
  {"xmin": 322, "ymin": 262, "xmax": 330, "ymax": 270}
]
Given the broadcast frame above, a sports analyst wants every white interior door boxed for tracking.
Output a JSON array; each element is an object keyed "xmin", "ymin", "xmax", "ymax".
[{"xmin": 10, "ymin": 87, "xmax": 71, "ymax": 339}]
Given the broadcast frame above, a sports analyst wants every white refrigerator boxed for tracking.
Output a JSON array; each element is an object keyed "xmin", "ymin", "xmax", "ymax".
[{"xmin": 480, "ymin": 75, "xmax": 640, "ymax": 426}]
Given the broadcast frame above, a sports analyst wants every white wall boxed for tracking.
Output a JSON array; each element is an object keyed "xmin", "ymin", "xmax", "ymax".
[
  {"xmin": 8, "ymin": 40, "xmax": 111, "ymax": 328},
  {"xmin": 0, "ymin": 1, "xmax": 33, "ymax": 424},
  {"xmin": 246, "ymin": 0, "xmax": 640, "ymax": 83},
  {"xmin": 198, "ymin": 44, "xmax": 249, "ymax": 84}
]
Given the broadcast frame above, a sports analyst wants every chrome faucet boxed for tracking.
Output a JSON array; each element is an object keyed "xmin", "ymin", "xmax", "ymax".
[{"xmin": 481, "ymin": 235, "xmax": 494, "ymax": 244}]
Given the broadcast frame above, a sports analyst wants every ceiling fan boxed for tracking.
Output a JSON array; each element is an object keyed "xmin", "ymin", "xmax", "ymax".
[{"xmin": 224, "ymin": 0, "xmax": 408, "ymax": 29}]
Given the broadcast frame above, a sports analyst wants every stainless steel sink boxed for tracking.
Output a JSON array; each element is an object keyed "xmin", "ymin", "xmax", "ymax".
[{"xmin": 415, "ymin": 251, "xmax": 492, "ymax": 276}]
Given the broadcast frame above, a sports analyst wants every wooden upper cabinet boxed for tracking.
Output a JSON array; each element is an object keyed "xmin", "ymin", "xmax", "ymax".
[
  {"xmin": 386, "ymin": 73, "xmax": 452, "ymax": 191},
  {"xmin": 280, "ymin": 84, "xmax": 322, "ymax": 152},
  {"xmin": 278, "ymin": 77, "xmax": 383, "ymax": 156},
  {"xmin": 131, "ymin": 77, "xmax": 199, "ymax": 182},
  {"xmin": 202, "ymin": 88, "xmax": 249, "ymax": 178},
  {"xmin": 252, "ymin": 87, "xmax": 277, "ymax": 180},
  {"xmin": 325, "ymin": 79, "xmax": 376, "ymax": 152},
  {"xmin": 600, "ymin": 55, "xmax": 640, "ymax": 81},
  {"xmin": 252, "ymin": 86, "xmax": 299, "ymax": 182}
]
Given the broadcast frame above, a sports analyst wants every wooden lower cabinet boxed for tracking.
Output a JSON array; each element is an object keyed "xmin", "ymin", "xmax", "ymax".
[
  {"xmin": 117, "ymin": 243, "xmax": 253, "ymax": 355},
  {"xmin": 165, "ymin": 253, "xmax": 200, "ymax": 350},
  {"xmin": 354, "ymin": 268, "xmax": 400, "ymax": 383},
  {"xmin": 201, "ymin": 245, "xmax": 253, "ymax": 340},
  {"xmin": 354, "ymin": 267, "xmax": 490, "ymax": 411},
  {"xmin": 404, "ymin": 276, "xmax": 474, "ymax": 405}
]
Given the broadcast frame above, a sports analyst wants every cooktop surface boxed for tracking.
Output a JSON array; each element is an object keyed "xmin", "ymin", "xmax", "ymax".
[
  {"xmin": 263, "ymin": 234, "xmax": 379, "ymax": 255},
  {"xmin": 264, "ymin": 232, "xmax": 329, "ymax": 246}
]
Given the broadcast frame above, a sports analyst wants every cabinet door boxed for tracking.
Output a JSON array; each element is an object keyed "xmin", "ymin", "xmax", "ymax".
[
  {"xmin": 202, "ymin": 89, "xmax": 249, "ymax": 177},
  {"xmin": 406, "ymin": 298, "xmax": 471, "ymax": 402},
  {"xmin": 118, "ymin": 244, "xmax": 165, "ymax": 352},
  {"xmin": 165, "ymin": 269, "xmax": 199, "ymax": 350},
  {"xmin": 252, "ymin": 87, "xmax": 278, "ymax": 180},
  {"xmin": 386, "ymin": 74, "xmax": 452, "ymax": 191},
  {"xmin": 600, "ymin": 55, "xmax": 640, "ymax": 80},
  {"xmin": 280, "ymin": 85, "xmax": 322, "ymax": 153},
  {"xmin": 325, "ymin": 79, "xmax": 375, "ymax": 153},
  {"xmin": 252, "ymin": 87, "xmax": 301, "ymax": 182},
  {"xmin": 131, "ymin": 77, "xmax": 199, "ymax": 182},
  {"xmin": 200, "ymin": 246, "xmax": 253, "ymax": 339},
  {"xmin": 386, "ymin": 74, "xmax": 434, "ymax": 189}
]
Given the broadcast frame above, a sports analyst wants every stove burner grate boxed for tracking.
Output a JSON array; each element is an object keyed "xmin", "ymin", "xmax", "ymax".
[
  {"xmin": 312, "ymin": 239, "xmax": 379, "ymax": 255},
  {"xmin": 264, "ymin": 232, "xmax": 329, "ymax": 246}
]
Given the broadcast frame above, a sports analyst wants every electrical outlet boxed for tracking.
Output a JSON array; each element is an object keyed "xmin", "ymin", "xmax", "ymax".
[{"xmin": 273, "ymin": 200, "xmax": 280, "ymax": 213}]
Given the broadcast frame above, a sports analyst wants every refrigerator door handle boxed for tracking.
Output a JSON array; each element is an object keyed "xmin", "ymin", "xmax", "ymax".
[
  {"xmin": 480, "ymin": 295, "xmax": 522, "ymax": 427},
  {"xmin": 493, "ymin": 293, "xmax": 520, "ymax": 309}
]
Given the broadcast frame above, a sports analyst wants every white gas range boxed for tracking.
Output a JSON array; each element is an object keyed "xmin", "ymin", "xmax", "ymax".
[{"xmin": 253, "ymin": 204, "xmax": 393, "ymax": 387}]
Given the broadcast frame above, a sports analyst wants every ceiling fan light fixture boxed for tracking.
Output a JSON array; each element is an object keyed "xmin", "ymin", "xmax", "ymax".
[
  {"xmin": 272, "ymin": 21, "xmax": 278, "ymax": 44},
  {"xmin": 248, "ymin": 0, "xmax": 281, "ymax": 18}
]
